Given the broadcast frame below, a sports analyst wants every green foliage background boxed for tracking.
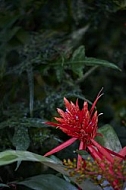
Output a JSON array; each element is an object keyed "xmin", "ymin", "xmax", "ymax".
[{"xmin": 0, "ymin": 0, "xmax": 126, "ymax": 188}]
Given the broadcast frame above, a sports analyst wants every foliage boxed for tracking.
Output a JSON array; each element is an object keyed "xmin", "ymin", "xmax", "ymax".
[{"xmin": 0, "ymin": 0, "xmax": 126, "ymax": 189}]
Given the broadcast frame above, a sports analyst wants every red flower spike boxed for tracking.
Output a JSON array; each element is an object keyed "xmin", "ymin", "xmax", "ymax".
[
  {"xmin": 44, "ymin": 90, "xmax": 104, "ymax": 165},
  {"xmin": 44, "ymin": 89, "xmax": 123, "ymax": 167}
]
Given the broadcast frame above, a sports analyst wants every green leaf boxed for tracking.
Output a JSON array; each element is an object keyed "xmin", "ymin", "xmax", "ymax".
[
  {"xmin": 17, "ymin": 174, "xmax": 78, "ymax": 190},
  {"xmin": 0, "ymin": 150, "xmax": 100, "ymax": 190},
  {"xmin": 0, "ymin": 150, "xmax": 56, "ymax": 166},
  {"xmin": 0, "ymin": 152, "xmax": 18, "ymax": 165},
  {"xmin": 71, "ymin": 46, "xmax": 85, "ymax": 60},
  {"xmin": 12, "ymin": 126, "xmax": 30, "ymax": 150},
  {"xmin": 84, "ymin": 57, "xmax": 121, "ymax": 71},
  {"xmin": 70, "ymin": 45, "xmax": 85, "ymax": 77},
  {"xmin": 0, "ymin": 150, "xmax": 67, "ymax": 177},
  {"xmin": 96, "ymin": 124, "xmax": 122, "ymax": 152}
]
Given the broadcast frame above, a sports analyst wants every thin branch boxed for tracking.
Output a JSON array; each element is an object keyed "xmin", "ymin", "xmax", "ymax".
[{"xmin": 76, "ymin": 66, "xmax": 99, "ymax": 84}]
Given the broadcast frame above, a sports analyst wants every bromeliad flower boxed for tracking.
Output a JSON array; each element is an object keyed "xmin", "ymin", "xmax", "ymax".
[{"xmin": 44, "ymin": 90, "xmax": 125, "ymax": 167}]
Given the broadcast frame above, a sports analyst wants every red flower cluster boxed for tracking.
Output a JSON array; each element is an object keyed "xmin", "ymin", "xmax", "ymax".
[{"xmin": 44, "ymin": 90, "xmax": 125, "ymax": 170}]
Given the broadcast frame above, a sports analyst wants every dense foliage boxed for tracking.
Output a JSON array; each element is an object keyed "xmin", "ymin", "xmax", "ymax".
[{"xmin": 0, "ymin": 0, "xmax": 126, "ymax": 189}]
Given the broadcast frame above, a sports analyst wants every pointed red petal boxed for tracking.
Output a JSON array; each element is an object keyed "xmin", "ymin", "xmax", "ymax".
[
  {"xmin": 83, "ymin": 102, "xmax": 88, "ymax": 113},
  {"xmin": 45, "ymin": 121, "xmax": 59, "ymax": 127},
  {"xmin": 115, "ymin": 146, "xmax": 126, "ymax": 162},
  {"xmin": 104, "ymin": 147, "xmax": 125, "ymax": 160},
  {"xmin": 64, "ymin": 97, "xmax": 79, "ymax": 114},
  {"xmin": 119, "ymin": 146, "xmax": 126, "ymax": 157},
  {"xmin": 87, "ymin": 145, "xmax": 103, "ymax": 161},
  {"xmin": 77, "ymin": 141, "xmax": 84, "ymax": 169},
  {"xmin": 64, "ymin": 97, "xmax": 72, "ymax": 113},
  {"xmin": 57, "ymin": 108, "xmax": 66, "ymax": 118},
  {"xmin": 88, "ymin": 145, "xmax": 116, "ymax": 179},
  {"xmin": 90, "ymin": 88, "xmax": 103, "ymax": 116},
  {"xmin": 44, "ymin": 137, "xmax": 77, "ymax": 156},
  {"xmin": 75, "ymin": 99, "xmax": 79, "ymax": 107},
  {"xmin": 54, "ymin": 117, "xmax": 64, "ymax": 123},
  {"xmin": 91, "ymin": 139, "xmax": 113, "ymax": 163}
]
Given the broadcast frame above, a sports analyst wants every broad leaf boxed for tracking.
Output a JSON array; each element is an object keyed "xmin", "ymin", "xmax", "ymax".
[
  {"xmin": 96, "ymin": 124, "xmax": 122, "ymax": 152},
  {"xmin": 0, "ymin": 150, "xmax": 101, "ymax": 190},
  {"xmin": 0, "ymin": 150, "xmax": 56, "ymax": 166},
  {"xmin": 0, "ymin": 150, "xmax": 68, "ymax": 178},
  {"xmin": 17, "ymin": 174, "xmax": 78, "ymax": 190}
]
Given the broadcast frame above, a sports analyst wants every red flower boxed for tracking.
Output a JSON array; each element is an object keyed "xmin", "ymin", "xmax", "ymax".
[{"xmin": 44, "ymin": 90, "xmax": 125, "ymax": 167}]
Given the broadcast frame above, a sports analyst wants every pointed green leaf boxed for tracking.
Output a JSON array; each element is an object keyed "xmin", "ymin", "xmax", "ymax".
[
  {"xmin": 84, "ymin": 57, "xmax": 121, "ymax": 71},
  {"xmin": 71, "ymin": 46, "xmax": 85, "ymax": 61},
  {"xmin": 0, "ymin": 150, "xmax": 56, "ymax": 166},
  {"xmin": 96, "ymin": 124, "xmax": 122, "ymax": 152},
  {"xmin": 17, "ymin": 174, "xmax": 78, "ymax": 190},
  {"xmin": 70, "ymin": 45, "xmax": 85, "ymax": 77},
  {"xmin": 0, "ymin": 150, "xmax": 68, "ymax": 177},
  {"xmin": 0, "ymin": 150, "xmax": 101, "ymax": 190},
  {"xmin": 0, "ymin": 150, "xmax": 67, "ymax": 177}
]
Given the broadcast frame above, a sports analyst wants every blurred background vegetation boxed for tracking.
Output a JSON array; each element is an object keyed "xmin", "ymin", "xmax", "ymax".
[{"xmin": 0, "ymin": 0, "xmax": 126, "ymax": 188}]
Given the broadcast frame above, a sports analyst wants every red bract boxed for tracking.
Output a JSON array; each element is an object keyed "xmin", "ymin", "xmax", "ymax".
[
  {"xmin": 63, "ymin": 147, "xmax": 126, "ymax": 190},
  {"xmin": 44, "ymin": 90, "xmax": 125, "ymax": 167},
  {"xmin": 91, "ymin": 147, "xmax": 126, "ymax": 190}
]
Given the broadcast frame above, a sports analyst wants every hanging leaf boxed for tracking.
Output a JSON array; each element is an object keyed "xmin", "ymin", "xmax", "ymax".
[
  {"xmin": 96, "ymin": 124, "xmax": 122, "ymax": 152},
  {"xmin": 17, "ymin": 174, "xmax": 78, "ymax": 190},
  {"xmin": 0, "ymin": 150, "xmax": 102, "ymax": 190},
  {"xmin": 84, "ymin": 57, "xmax": 121, "ymax": 71},
  {"xmin": 0, "ymin": 150, "xmax": 56, "ymax": 166}
]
